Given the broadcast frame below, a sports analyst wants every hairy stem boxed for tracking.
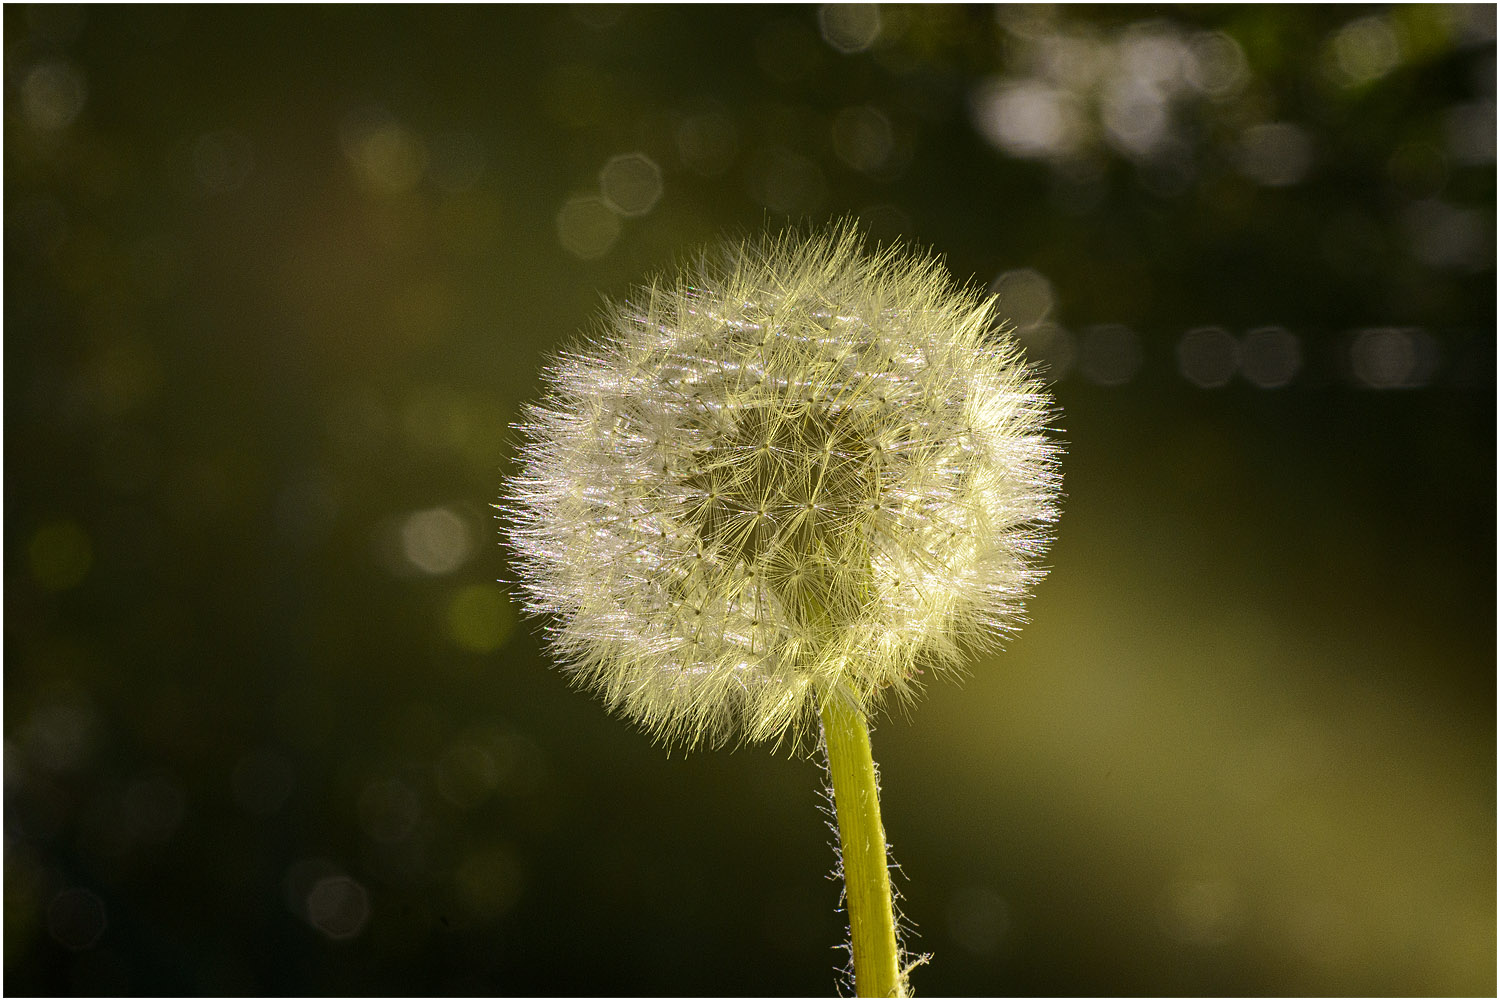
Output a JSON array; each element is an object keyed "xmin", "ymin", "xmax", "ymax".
[{"xmin": 820, "ymin": 689, "xmax": 903, "ymax": 998}]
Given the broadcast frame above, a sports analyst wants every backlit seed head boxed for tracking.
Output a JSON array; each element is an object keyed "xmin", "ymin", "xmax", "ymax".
[{"xmin": 503, "ymin": 225, "xmax": 1061, "ymax": 748}]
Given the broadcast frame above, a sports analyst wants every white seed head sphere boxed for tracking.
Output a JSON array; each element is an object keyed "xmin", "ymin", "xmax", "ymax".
[{"xmin": 505, "ymin": 226, "xmax": 1061, "ymax": 748}]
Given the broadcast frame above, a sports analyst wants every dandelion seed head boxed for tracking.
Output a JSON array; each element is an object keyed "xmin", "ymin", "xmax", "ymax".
[{"xmin": 503, "ymin": 225, "xmax": 1061, "ymax": 748}]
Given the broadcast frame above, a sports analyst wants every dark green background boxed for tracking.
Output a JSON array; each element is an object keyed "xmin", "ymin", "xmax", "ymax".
[{"xmin": 6, "ymin": 4, "xmax": 1494, "ymax": 996}]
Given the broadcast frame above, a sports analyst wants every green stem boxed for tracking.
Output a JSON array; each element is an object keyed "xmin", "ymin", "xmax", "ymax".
[{"xmin": 820, "ymin": 688, "xmax": 903, "ymax": 998}]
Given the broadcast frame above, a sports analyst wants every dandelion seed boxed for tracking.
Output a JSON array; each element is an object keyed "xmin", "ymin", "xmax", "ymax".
[{"xmin": 502, "ymin": 224, "xmax": 1061, "ymax": 749}]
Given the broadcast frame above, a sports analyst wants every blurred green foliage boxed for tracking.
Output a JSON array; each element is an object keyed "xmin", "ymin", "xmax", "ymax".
[{"xmin": 5, "ymin": 4, "xmax": 1494, "ymax": 996}]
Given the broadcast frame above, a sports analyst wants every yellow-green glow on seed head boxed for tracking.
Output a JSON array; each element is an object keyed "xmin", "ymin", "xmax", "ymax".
[{"xmin": 504, "ymin": 225, "xmax": 1061, "ymax": 748}]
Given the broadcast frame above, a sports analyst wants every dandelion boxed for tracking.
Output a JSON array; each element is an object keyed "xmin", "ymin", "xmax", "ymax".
[{"xmin": 502, "ymin": 224, "xmax": 1060, "ymax": 996}]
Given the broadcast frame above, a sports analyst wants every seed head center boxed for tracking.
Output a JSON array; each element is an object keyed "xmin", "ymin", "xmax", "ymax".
[{"xmin": 683, "ymin": 404, "xmax": 884, "ymax": 626}]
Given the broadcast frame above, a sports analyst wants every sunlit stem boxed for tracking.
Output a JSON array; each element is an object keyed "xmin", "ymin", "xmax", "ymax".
[{"xmin": 820, "ymin": 688, "xmax": 903, "ymax": 998}]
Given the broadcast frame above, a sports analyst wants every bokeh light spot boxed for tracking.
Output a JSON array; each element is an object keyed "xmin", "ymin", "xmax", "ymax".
[
  {"xmin": 1176, "ymin": 326, "xmax": 1239, "ymax": 388},
  {"xmin": 947, "ymin": 885, "xmax": 1011, "ymax": 956},
  {"xmin": 1356, "ymin": 330, "xmax": 1410, "ymax": 390},
  {"xmin": 1350, "ymin": 327, "xmax": 1438, "ymax": 389},
  {"xmin": 991, "ymin": 268, "xmax": 1055, "ymax": 329},
  {"xmin": 1101, "ymin": 80, "xmax": 1170, "ymax": 159},
  {"xmin": 1328, "ymin": 15, "xmax": 1403, "ymax": 87},
  {"xmin": 400, "ymin": 507, "xmax": 472, "ymax": 576},
  {"xmin": 818, "ymin": 4, "xmax": 882, "ymax": 54},
  {"xmin": 340, "ymin": 107, "xmax": 427, "ymax": 195},
  {"xmin": 305, "ymin": 876, "xmax": 370, "ymax": 941},
  {"xmin": 1240, "ymin": 326, "xmax": 1302, "ymax": 388},
  {"xmin": 1185, "ymin": 31, "xmax": 1250, "ymax": 98},
  {"xmin": 1118, "ymin": 25, "xmax": 1188, "ymax": 91},
  {"xmin": 47, "ymin": 888, "xmax": 107, "ymax": 950},
  {"xmin": 556, "ymin": 194, "xmax": 620, "ymax": 259},
  {"xmin": 29, "ymin": 519, "xmax": 93, "ymax": 592},
  {"xmin": 446, "ymin": 584, "xmax": 515, "ymax": 654},
  {"xmin": 22, "ymin": 61, "xmax": 87, "ymax": 132},
  {"xmin": 599, "ymin": 153, "xmax": 663, "ymax": 217},
  {"xmin": 971, "ymin": 79, "xmax": 1082, "ymax": 160},
  {"xmin": 1034, "ymin": 32, "xmax": 1105, "ymax": 91}
]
